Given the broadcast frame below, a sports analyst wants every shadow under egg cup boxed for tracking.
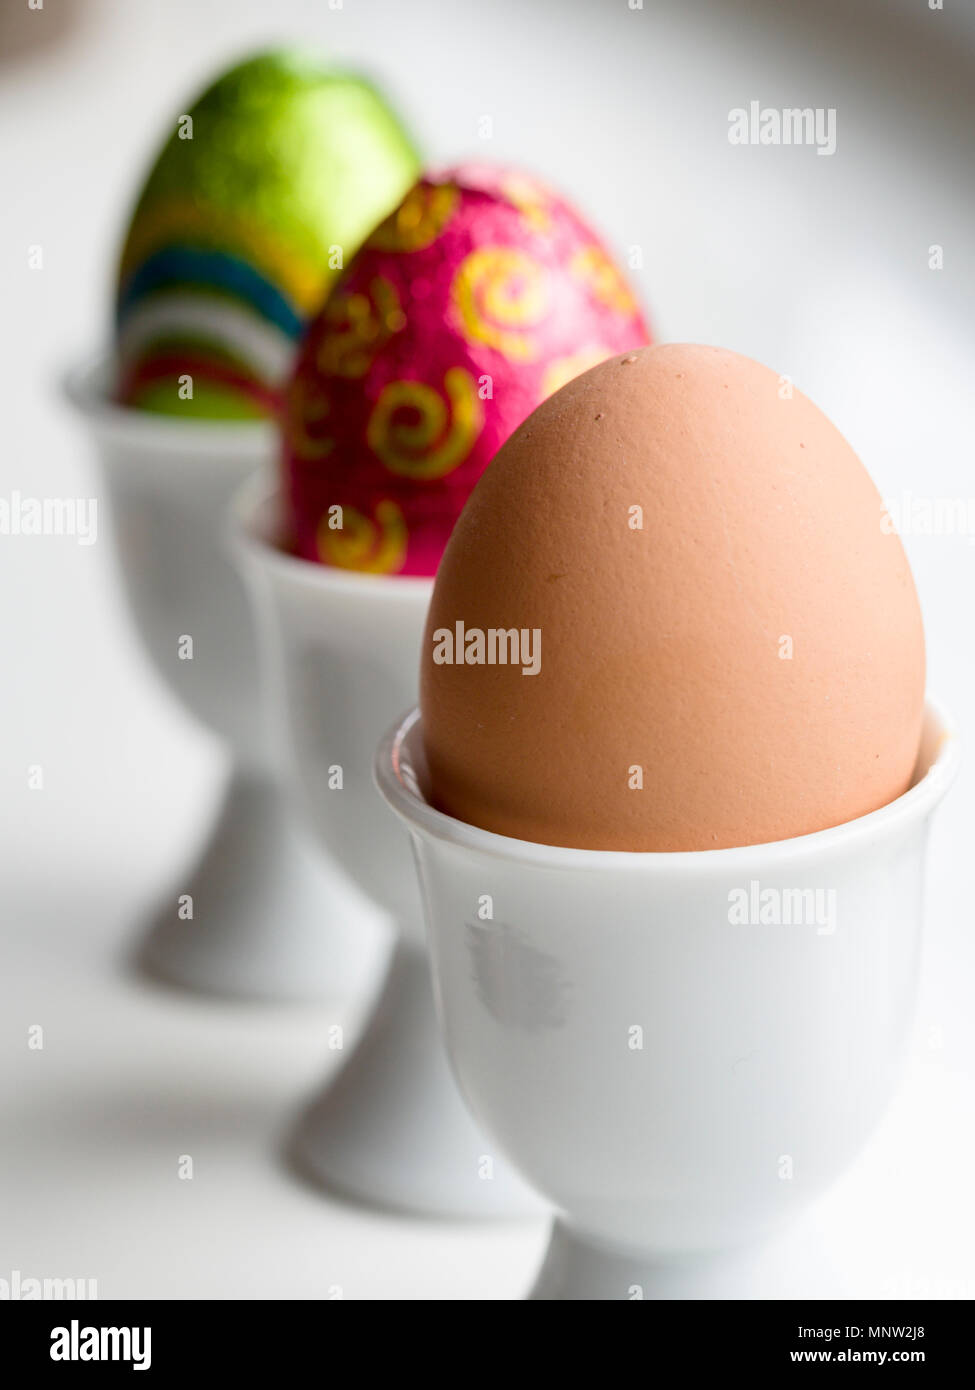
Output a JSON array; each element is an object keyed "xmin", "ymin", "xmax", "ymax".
[
  {"xmin": 64, "ymin": 358, "xmax": 385, "ymax": 1002},
  {"xmin": 377, "ymin": 702, "xmax": 959, "ymax": 1299},
  {"xmin": 232, "ymin": 484, "xmax": 542, "ymax": 1217}
]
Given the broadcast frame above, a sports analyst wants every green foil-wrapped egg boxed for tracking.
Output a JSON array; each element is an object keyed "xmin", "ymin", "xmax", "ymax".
[{"xmin": 115, "ymin": 50, "xmax": 421, "ymax": 418}]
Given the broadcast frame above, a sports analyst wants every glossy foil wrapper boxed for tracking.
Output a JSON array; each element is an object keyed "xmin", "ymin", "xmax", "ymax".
[
  {"xmin": 115, "ymin": 51, "xmax": 420, "ymax": 418},
  {"xmin": 283, "ymin": 164, "xmax": 651, "ymax": 574}
]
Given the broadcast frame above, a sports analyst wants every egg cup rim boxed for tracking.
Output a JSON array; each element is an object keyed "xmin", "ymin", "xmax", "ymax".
[
  {"xmin": 63, "ymin": 353, "xmax": 276, "ymax": 462},
  {"xmin": 375, "ymin": 702, "xmax": 960, "ymax": 875}
]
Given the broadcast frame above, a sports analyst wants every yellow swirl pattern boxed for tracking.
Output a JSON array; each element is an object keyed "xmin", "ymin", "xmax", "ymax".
[
  {"xmin": 451, "ymin": 247, "xmax": 549, "ymax": 362},
  {"xmin": 501, "ymin": 173, "xmax": 552, "ymax": 233},
  {"xmin": 317, "ymin": 500, "xmax": 407, "ymax": 574},
  {"xmin": 286, "ymin": 375, "xmax": 334, "ymax": 461},
  {"xmin": 570, "ymin": 245, "xmax": 638, "ymax": 316},
  {"xmin": 367, "ymin": 367, "xmax": 483, "ymax": 479},
  {"xmin": 316, "ymin": 276, "xmax": 406, "ymax": 378},
  {"xmin": 367, "ymin": 183, "xmax": 459, "ymax": 253}
]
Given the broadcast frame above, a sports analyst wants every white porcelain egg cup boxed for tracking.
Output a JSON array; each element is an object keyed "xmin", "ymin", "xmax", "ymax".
[
  {"xmin": 232, "ymin": 484, "xmax": 542, "ymax": 1217},
  {"xmin": 377, "ymin": 701, "xmax": 959, "ymax": 1298},
  {"xmin": 64, "ymin": 359, "xmax": 385, "ymax": 1002}
]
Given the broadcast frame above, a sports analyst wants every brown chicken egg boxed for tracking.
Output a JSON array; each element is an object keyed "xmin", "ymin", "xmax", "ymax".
[{"xmin": 420, "ymin": 343, "xmax": 926, "ymax": 851}]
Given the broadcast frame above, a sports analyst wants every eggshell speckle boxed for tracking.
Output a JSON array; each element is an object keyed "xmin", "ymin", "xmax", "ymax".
[{"xmin": 421, "ymin": 344, "xmax": 926, "ymax": 851}]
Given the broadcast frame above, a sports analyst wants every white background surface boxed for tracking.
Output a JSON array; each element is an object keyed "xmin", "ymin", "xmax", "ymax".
[{"xmin": 1, "ymin": 0, "xmax": 973, "ymax": 1299}]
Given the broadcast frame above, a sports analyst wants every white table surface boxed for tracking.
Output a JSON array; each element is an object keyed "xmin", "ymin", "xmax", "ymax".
[{"xmin": 1, "ymin": 0, "xmax": 973, "ymax": 1299}]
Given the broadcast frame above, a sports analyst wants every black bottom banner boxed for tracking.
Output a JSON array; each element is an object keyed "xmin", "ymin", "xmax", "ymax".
[{"xmin": 1, "ymin": 1297, "xmax": 969, "ymax": 1375}]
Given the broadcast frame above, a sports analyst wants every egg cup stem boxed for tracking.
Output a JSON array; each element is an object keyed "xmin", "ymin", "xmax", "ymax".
[
  {"xmin": 529, "ymin": 1219, "xmax": 753, "ymax": 1300},
  {"xmin": 290, "ymin": 935, "xmax": 538, "ymax": 1215},
  {"xmin": 233, "ymin": 483, "xmax": 542, "ymax": 1217},
  {"xmin": 64, "ymin": 357, "xmax": 380, "ymax": 1001},
  {"xmin": 138, "ymin": 765, "xmax": 386, "ymax": 1000}
]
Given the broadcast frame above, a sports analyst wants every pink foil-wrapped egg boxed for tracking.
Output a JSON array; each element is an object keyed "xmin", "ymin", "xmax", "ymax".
[{"xmin": 282, "ymin": 164, "xmax": 650, "ymax": 575}]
